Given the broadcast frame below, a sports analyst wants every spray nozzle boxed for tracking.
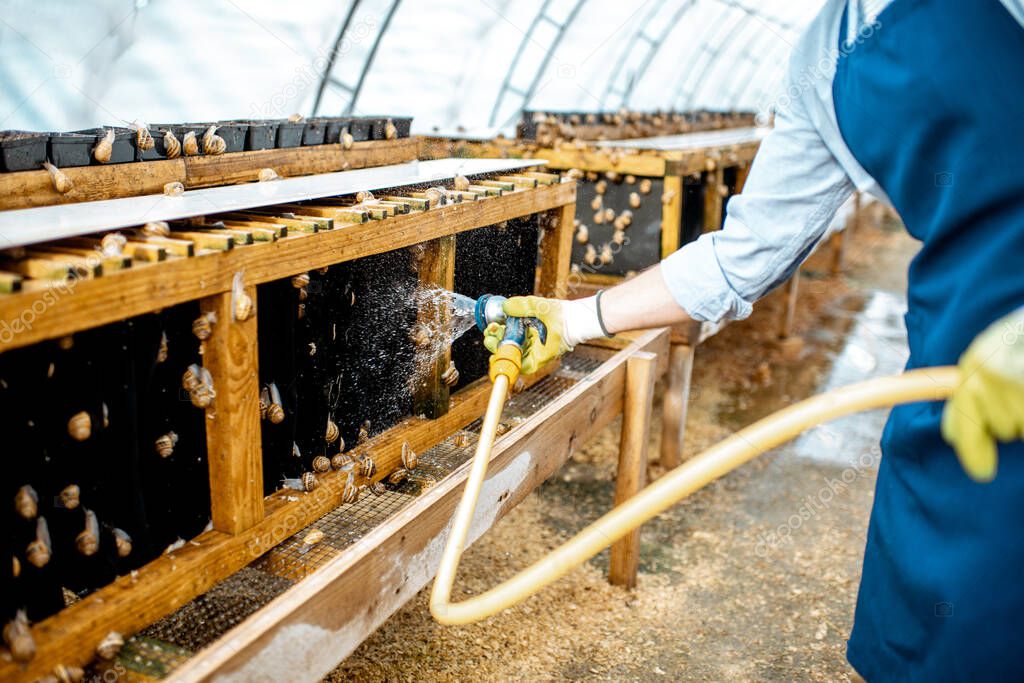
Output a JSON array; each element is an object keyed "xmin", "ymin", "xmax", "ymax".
[{"xmin": 474, "ymin": 294, "xmax": 548, "ymax": 347}]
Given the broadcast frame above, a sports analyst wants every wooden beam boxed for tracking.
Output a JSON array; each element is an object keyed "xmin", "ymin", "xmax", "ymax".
[
  {"xmin": 659, "ymin": 344, "xmax": 695, "ymax": 469},
  {"xmin": 735, "ymin": 162, "xmax": 751, "ymax": 194},
  {"xmin": 537, "ymin": 198, "xmax": 576, "ymax": 298},
  {"xmin": 413, "ymin": 236, "xmax": 456, "ymax": 418},
  {"xmin": 0, "ymin": 159, "xmax": 185, "ymax": 211},
  {"xmin": 609, "ymin": 351, "xmax": 658, "ymax": 588},
  {"xmin": 529, "ymin": 148, "xmax": 669, "ymax": 177},
  {"xmin": 0, "ymin": 182, "xmax": 576, "ymax": 352},
  {"xmin": 660, "ymin": 175, "xmax": 684, "ymax": 258},
  {"xmin": 829, "ymin": 230, "xmax": 845, "ymax": 275},
  {"xmin": 200, "ymin": 285, "xmax": 264, "ymax": 534},
  {"xmin": 778, "ymin": 272, "xmax": 800, "ymax": 340},
  {"xmin": 165, "ymin": 330, "xmax": 670, "ymax": 683},
  {"xmin": 703, "ymin": 166, "xmax": 726, "ymax": 233}
]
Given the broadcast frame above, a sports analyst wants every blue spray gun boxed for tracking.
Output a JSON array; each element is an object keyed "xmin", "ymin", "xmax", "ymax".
[{"xmin": 473, "ymin": 294, "xmax": 548, "ymax": 384}]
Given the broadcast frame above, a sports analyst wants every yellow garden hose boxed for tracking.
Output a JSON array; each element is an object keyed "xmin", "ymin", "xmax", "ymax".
[{"xmin": 430, "ymin": 364, "xmax": 960, "ymax": 625}]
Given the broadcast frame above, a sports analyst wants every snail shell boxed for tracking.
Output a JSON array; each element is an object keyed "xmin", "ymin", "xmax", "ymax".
[
  {"xmin": 342, "ymin": 477, "xmax": 359, "ymax": 504},
  {"xmin": 303, "ymin": 529, "xmax": 324, "ymax": 545},
  {"xmin": 312, "ymin": 455, "xmax": 331, "ymax": 473},
  {"xmin": 589, "ymin": 196, "xmax": 602, "ymax": 211},
  {"xmin": 155, "ymin": 431, "xmax": 178, "ymax": 458},
  {"xmin": 495, "ymin": 422, "xmax": 511, "ymax": 436},
  {"xmin": 600, "ymin": 243, "xmax": 614, "ymax": 265},
  {"xmin": 96, "ymin": 631, "xmax": 124, "ymax": 660},
  {"xmin": 291, "ymin": 272, "xmax": 310, "ymax": 289},
  {"xmin": 136, "ymin": 124, "xmax": 155, "ymax": 151},
  {"xmin": 301, "ymin": 471, "xmax": 318, "ymax": 492},
  {"xmin": 182, "ymin": 130, "xmax": 199, "ymax": 156},
  {"xmin": 192, "ymin": 312, "xmax": 216, "ymax": 340},
  {"xmin": 162, "ymin": 130, "xmax": 181, "ymax": 159},
  {"xmin": 355, "ymin": 190, "xmax": 375, "ymax": 203},
  {"xmin": 3, "ymin": 610, "xmax": 35, "ymax": 664},
  {"xmin": 76, "ymin": 509, "xmax": 99, "ymax": 556},
  {"xmin": 58, "ymin": 335, "xmax": 74, "ymax": 350},
  {"xmin": 408, "ymin": 325, "xmax": 431, "ymax": 348},
  {"xmin": 234, "ymin": 291, "xmax": 253, "ymax": 321},
  {"xmin": 603, "ymin": 207, "xmax": 615, "ymax": 222},
  {"xmin": 331, "ymin": 452, "xmax": 354, "ymax": 470},
  {"xmin": 183, "ymin": 365, "xmax": 202, "ymax": 393},
  {"xmin": 595, "ymin": 180, "xmax": 607, "ymax": 195},
  {"xmin": 15, "ymin": 484, "xmax": 38, "ymax": 520},
  {"xmin": 358, "ymin": 455, "xmax": 376, "ymax": 478},
  {"xmin": 662, "ymin": 190, "xmax": 677, "ymax": 205},
  {"xmin": 326, "ymin": 419, "xmax": 340, "ymax": 444},
  {"xmin": 584, "ymin": 244, "xmax": 597, "ymax": 265},
  {"xmin": 59, "ymin": 484, "xmax": 80, "ymax": 510},
  {"xmin": 202, "ymin": 126, "xmax": 226, "ymax": 155},
  {"xmin": 718, "ymin": 184, "xmax": 730, "ymax": 198},
  {"xmin": 629, "ymin": 192, "xmax": 641, "ymax": 209},
  {"xmin": 384, "ymin": 119, "xmax": 398, "ymax": 140},
  {"xmin": 576, "ymin": 224, "xmax": 589, "ymax": 244},
  {"xmin": 12, "ymin": 556, "xmax": 20, "ymax": 578},
  {"xmin": 258, "ymin": 167, "xmax": 280, "ymax": 182},
  {"xmin": 54, "ymin": 664, "xmax": 85, "ymax": 683},
  {"xmin": 93, "ymin": 129, "xmax": 115, "ymax": 163},
  {"xmin": 401, "ymin": 442, "xmax": 418, "ymax": 470},
  {"xmin": 625, "ymin": 174, "xmax": 636, "ymax": 185},
  {"xmin": 287, "ymin": 113, "xmax": 304, "ymax": 123},
  {"xmin": 100, "ymin": 232, "xmax": 126, "ymax": 256},
  {"xmin": 163, "ymin": 181, "xmax": 185, "ymax": 196},
  {"xmin": 341, "ymin": 129, "xmax": 354, "ymax": 150},
  {"xmin": 593, "ymin": 211, "xmax": 604, "ymax": 225},
  {"xmin": 27, "ymin": 517, "xmax": 51, "ymax": 568},
  {"xmin": 68, "ymin": 411, "xmax": 91, "ymax": 441},
  {"xmin": 423, "ymin": 187, "xmax": 444, "ymax": 208},
  {"xmin": 453, "ymin": 175, "xmax": 470, "ymax": 191},
  {"xmin": 266, "ymin": 402, "xmax": 285, "ymax": 424},
  {"xmin": 585, "ymin": 171, "xmax": 598, "ymax": 181},
  {"xmin": 388, "ymin": 468, "xmax": 409, "ymax": 485},
  {"xmin": 605, "ymin": 171, "xmax": 620, "ymax": 183},
  {"xmin": 113, "ymin": 528, "xmax": 132, "ymax": 558},
  {"xmin": 441, "ymin": 361, "xmax": 459, "ymax": 387},
  {"xmin": 565, "ymin": 168, "xmax": 583, "ymax": 180},
  {"xmin": 43, "ymin": 161, "xmax": 73, "ymax": 194},
  {"xmin": 143, "ymin": 220, "xmax": 170, "ymax": 237},
  {"xmin": 612, "ymin": 229, "xmax": 626, "ymax": 246},
  {"xmin": 368, "ymin": 481, "xmax": 386, "ymax": 496},
  {"xmin": 639, "ymin": 178, "xmax": 653, "ymax": 194},
  {"xmin": 357, "ymin": 422, "xmax": 370, "ymax": 444}
]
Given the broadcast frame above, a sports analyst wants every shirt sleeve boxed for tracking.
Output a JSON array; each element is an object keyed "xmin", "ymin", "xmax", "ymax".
[{"xmin": 660, "ymin": 80, "xmax": 855, "ymax": 323}]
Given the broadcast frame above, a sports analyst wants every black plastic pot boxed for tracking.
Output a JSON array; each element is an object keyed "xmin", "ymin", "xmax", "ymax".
[
  {"xmin": 302, "ymin": 119, "xmax": 327, "ymax": 146},
  {"xmin": 48, "ymin": 132, "xmax": 94, "ymax": 168},
  {"xmin": 73, "ymin": 127, "xmax": 134, "ymax": 164},
  {"xmin": 275, "ymin": 121, "xmax": 304, "ymax": 148},
  {"xmin": 0, "ymin": 131, "xmax": 49, "ymax": 172},
  {"xmin": 150, "ymin": 125, "xmax": 183, "ymax": 157},
  {"xmin": 348, "ymin": 118, "xmax": 371, "ymax": 142},
  {"xmin": 227, "ymin": 120, "xmax": 277, "ymax": 151},
  {"xmin": 321, "ymin": 117, "xmax": 348, "ymax": 144},
  {"xmin": 211, "ymin": 122, "xmax": 247, "ymax": 153},
  {"xmin": 390, "ymin": 116, "xmax": 413, "ymax": 138}
]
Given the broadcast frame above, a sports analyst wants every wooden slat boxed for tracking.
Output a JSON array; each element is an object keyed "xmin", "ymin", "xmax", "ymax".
[
  {"xmin": 528, "ymin": 148, "xmax": 668, "ymax": 176},
  {"xmin": 659, "ymin": 344, "xmax": 695, "ymax": 469},
  {"xmin": 703, "ymin": 166, "xmax": 726, "ymax": 233},
  {"xmin": 0, "ymin": 182, "xmax": 576, "ymax": 352},
  {"xmin": 537, "ymin": 199, "xmax": 576, "ymax": 298},
  {"xmin": 660, "ymin": 174, "xmax": 684, "ymax": 258},
  {"xmin": 412, "ymin": 236, "xmax": 456, "ymax": 419},
  {"xmin": 166, "ymin": 329, "xmax": 670, "ymax": 683},
  {"xmin": 201, "ymin": 285, "xmax": 264, "ymax": 534}
]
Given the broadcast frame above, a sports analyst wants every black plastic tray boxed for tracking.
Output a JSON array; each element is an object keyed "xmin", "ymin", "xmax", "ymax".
[
  {"xmin": 275, "ymin": 121, "xmax": 304, "ymax": 148},
  {"xmin": 0, "ymin": 131, "xmax": 49, "ymax": 172},
  {"xmin": 73, "ymin": 127, "xmax": 135, "ymax": 164},
  {"xmin": 209, "ymin": 122, "xmax": 247, "ymax": 153},
  {"xmin": 302, "ymin": 119, "xmax": 327, "ymax": 146},
  {"xmin": 48, "ymin": 132, "xmax": 94, "ymax": 168}
]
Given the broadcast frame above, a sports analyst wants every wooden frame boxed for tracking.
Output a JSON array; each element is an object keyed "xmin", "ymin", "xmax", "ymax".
[
  {"xmin": 0, "ymin": 174, "xmax": 577, "ymax": 683},
  {"xmin": 167, "ymin": 329, "xmax": 670, "ymax": 683}
]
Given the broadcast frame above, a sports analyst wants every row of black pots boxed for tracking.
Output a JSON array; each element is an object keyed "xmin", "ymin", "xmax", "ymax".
[{"xmin": 0, "ymin": 116, "xmax": 413, "ymax": 172}]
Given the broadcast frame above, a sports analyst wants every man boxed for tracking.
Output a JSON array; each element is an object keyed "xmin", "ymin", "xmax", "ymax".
[{"xmin": 486, "ymin": 0, "xmax": 1024, "ymax": 679}]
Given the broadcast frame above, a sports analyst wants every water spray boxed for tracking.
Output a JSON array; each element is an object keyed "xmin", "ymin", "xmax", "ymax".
[{"xmin": 430, "ymin": 300, "xmax": 960, "ymax": 625}]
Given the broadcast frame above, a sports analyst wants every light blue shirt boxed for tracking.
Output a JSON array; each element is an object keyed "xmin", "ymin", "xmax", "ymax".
[{"xmin": 661, "ymin": 0, "xmax": 1024, "ymax": 323}]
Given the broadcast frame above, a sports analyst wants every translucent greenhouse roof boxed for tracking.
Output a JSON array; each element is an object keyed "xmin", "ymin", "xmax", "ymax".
[{"xmin": 0, "ymin": 0, "xmax": 825, "ymax": 134}]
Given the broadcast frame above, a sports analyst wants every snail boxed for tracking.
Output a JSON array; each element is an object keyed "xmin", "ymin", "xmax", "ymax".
[
  {"xmin": 312, "ymin": 455, "xmax": 331, "ymax": 473},
  {"xmin": 93, "ymin": 128, "xmax": 116, "ymax": 163},
  {"xmin": 586, "ymin": 171, "xmax": 598, "ymax": 181},
  {"xmin": 629, "ymin": 192, "xmax": 641, "ymax": 209},
  {"xmin": 303, "ymin": 529, "xmax": 324, "ymax": 546},
  {"xmin": 258, "ymin": 167, "xmax": 280, "ymax": 182},
  {"xmin": 341, "ymin": 128, "xmax": 354, "ymax": 150},
  {"xmin": 600, "ymin": 243, "xmax": 614, "ymax": 265},
  {"xmin": 100, "ymin": 232, "xmax": 126, "ymax": 256},
  {"xmin": 113, "ymin": 528, "xmax": 132, "ymax": 558},
  {"xmin": 260, "ymin": 384, "xmax": 285, "ymax": 424},
  {"xmin": 342, "ymin": 477, "xmax": 359, "ymax": 504},
  {"xmin": 423, "ymin": 187, "xmax": 444, "ymax": 208},
  {"xmin": 441, "ymin": 361, "xmax": 459, "ymax": 387},
  {"xmin": 332, "ymin": 453, "xmax": 355, "ymax": 470},
  {"xmin": 54, "ymin": 664, "xmax": 85, "ymax": 683},
  {"xmin": 76, "ymin": 508, "xmax": 99, "ymax": 556},
  {"xmin": 605, "ymin": 171, "xmax": 620, "ymax": 183},
  {"xmin": 603, "ymin": 207, "xmax": 615, "ymax": 222},
  {"xmin": 495, "ymin": 422, "xmax": 511, "ymax": 436},
  {"xmin": 301, "ymin": 472, "xmax": 318, "ymax": 492},
  {"xmin": 3, "ymin": 610, "xmax": 35, "ymax": 663},
  {"xmin": 233, "ymin": 290, "xmax": 253, "ymax": 321},
  {"xmin": 59, "ymin": 484, "xmax": 80, "ymax": 510},
  {"xmin": 162, "ymin": 129, "xmax": 181, "ymax": 159},
  {"xmin": 96, "ymin": 631, "xmax": 124, "ymax": 660},
  {"xmin": 410, "ymin": 323, "xmax": 431, "ymax": 347},
  {"xmin": 662, "ymin": 190, "xmax": 677, "ymax": 205},
  {"xmin": 612, "ymin": 229, "xmax": 626, "ymax": 246},
  {"xmin": 156, "ymin": 432, "xmax": 179, "ymax": 458},
  {"xmin": 183, "ymin": 364, "xmax": 216, "ymax": 409},
  {"xmin": 589, "ymin": 196, "xmax": 602, "ymax": 211},
  {"xmin": 584, "ymin": 244, "xmax": 598, "ymax": 265},
  {"xmin": 163, "ymin": 181, "xmax": 184, "ymax": 196},
  {"xmin": 358, "ymin": 455, "xmax": 376, "ymax": 478},
  {"xmin": 453, "ymin": 175, "xmax": 470, "ymax": 191},
  {"xmin": 202, "ymin": 126, "xmax": 226, "ymax": 155},
  {"xmin": 27, "ymin": 517, "xmax": 51, "ymax": 568},
  {"xmin": 291, "ymin": 272, "xmax": 310, "ymax": 289},
  {"xmin": 15, "ymin": 484, "xmax": 38, "ymax": 520},
  {"xmin": 326, "ymin": 419, "xmax": 340, "ymax": 444},
  {"xmin": 618, "ymin": 209, "xmax": 633, "ymax": 227},
  {"xmin": 135, "ymin": 123, "xmax": 155, "ymax": 151},
  {"xmin": 182, "ymin": 130, "xmax": 199, "ymax": 156},
  {"xmin": 718, "ymin": 184, "xmax": 730, "ymax": 198},
  {"xmin": 287, "ymin": 113, "xmax": 304, "ymax": 123},
  {"xmin": 43, "ymin": 161, "xmax": 73, "ymax": 194},
  {"xmin": 355, "ymin": 190, "xmax": 375, "ymax": 203},
  {"xmin": 576, "ymin": 224, "xmax": 589, "ymax": 244},
  {"xmin": 452, "ymin": 432, "xmax": 471, "ymax": 448},
  {"xmin": 368, "ymin": 481, "xmax": 386, "ymax": 496},
  {"xmin": 565, "ymin": 168, "xmax": 583, "ymax": 180},
  {"xmin": 625, "ymin": 174, "xmax": 636, "ymax": 185},
  {"xmin": 595, "ymin": 180, "xmax": 607, "ymax": 195},
  {"xmin": 639, "ymin": 178, "xmax": 653, "ymax": 194},
  {"xmin": 58, "ymin": 335, "xmax": 74, "ymax": 350},
  {"xmin": 593, "ymin": 211, "xmax": 604, "ymax": 225},
  {"xmin": 142, "ymin": 220, "xmax": 170, "ymax": 237},
  {"xmin": 192, "ymin": 311, "xmax": 217, "ymax": 340},
  {"xmin": 68, "ymin": 410, "xmax": 91, "ymax": 441},
  {"xmin": 401, "ymin": 442, "xmax": 418, "ymax": 470},
  {"xmin": 388, "ymin": 468, "xmax": 409, "ymax": 485},
  {"xmin": 357, "ymin": 421, "xmax": 370, "ymax": 444},
  {"xmin": 12, "ymin": 556, "xmax": 20, "ymax": 578}
]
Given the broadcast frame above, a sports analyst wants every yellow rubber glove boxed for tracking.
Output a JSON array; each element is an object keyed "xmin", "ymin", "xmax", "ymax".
[
  {"xmin": 941, "ymin": 309, "xmax": 1024, "ymax": 482},
  {"xmin": 483, "ymin": 295, "xmax": 606, "ymax": 376}
]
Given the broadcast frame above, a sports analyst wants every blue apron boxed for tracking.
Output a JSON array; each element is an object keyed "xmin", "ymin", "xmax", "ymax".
[{"xmin": 833, "ymin": 0, "xmax": 1024, "ymax": 679}]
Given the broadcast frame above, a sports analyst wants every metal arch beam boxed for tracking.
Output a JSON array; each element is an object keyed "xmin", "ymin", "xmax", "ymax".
[
  {"xmin": 487, "ymin": 0, "xmax": 588, "ymax": 127},
  {"xmin": 309, "ymin": 0, "xmax": 403, "ymax": 117},
  {"xmin": 665, "ymin": 4, "xmax": 743, "ymax": 109},
  {"xmin": 717, "ymin": 26, "xmax": 784, "ymax": 107},
  {"xmin": 726, "ymin": 38, "xmax": 789, "ymax": 110},
  {"xmin": 599, "ymin": 0, "xmax": 698, "ymax": 110},
  {"xmin": 671, "ymin": 8, "xmax": 749, "ymax": 110}
]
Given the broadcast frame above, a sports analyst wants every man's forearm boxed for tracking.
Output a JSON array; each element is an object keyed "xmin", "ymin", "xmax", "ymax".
[{"xmin": 600, "ymin": 264, "xmax": 694, "ymax": 333}]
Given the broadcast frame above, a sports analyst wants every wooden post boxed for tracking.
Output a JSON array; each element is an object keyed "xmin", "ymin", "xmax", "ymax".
[
  {"xmin": 703, "ymin": 166, "xmax": 726, "ymax": 232},
  {"xmin": 537, "ymin": 200, "xmax": 576, "ymax": 298},
  {"xmin": 609, "ymin": 350, "xmax": 658, "ymax": 588},
  {"xmin": 201, "ymin": 285, "xmax": 264, "ymax": 534},
  {"xmin": 778, "ymin": 271, "xmax": 800, "ymax": 340},
  {"xmin": 735, "ymin": 163, "xmax": 751, "ymax": 194},
  {"xmin": 660, "ymin": 175, "xmax": 684, "ymax": 258},
  {"xmin": 659, "ymin": 344, "xmax": 695, "ymax": 469},
  {"xmin": 413, "ymin": 236, "xmax": 456, "ymax": 418},
  {"xmin": 829, "ymin": 230, "xmax": 845, "ymax": 275},
  {"xmin": 852, "ymin": 190, "xmax": 862, "ymax": 235}
]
